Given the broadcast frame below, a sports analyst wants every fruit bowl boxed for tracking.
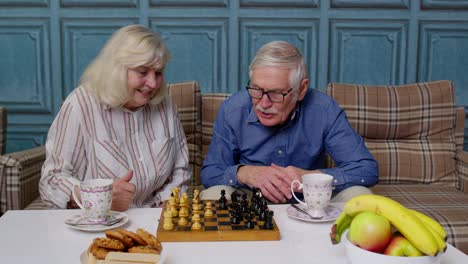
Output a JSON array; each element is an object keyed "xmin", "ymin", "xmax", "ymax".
[{"xmin": 343, "ymin": 231, "xmax": 443, "ymax": 264}]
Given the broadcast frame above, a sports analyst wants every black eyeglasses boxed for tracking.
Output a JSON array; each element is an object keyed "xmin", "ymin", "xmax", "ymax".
[{"xmin": 246, "ymin": 86, "xmax": 293, "ymax": 102}]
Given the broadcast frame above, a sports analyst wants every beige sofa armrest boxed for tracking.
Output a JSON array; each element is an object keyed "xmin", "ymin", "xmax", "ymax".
[
  {"xmin": 456, "ymin": 149, "xmax": 468, "ymax": 193},
  {"xmin": 0, "ymin": 146, "xmax": 45, "ymax": 213}
]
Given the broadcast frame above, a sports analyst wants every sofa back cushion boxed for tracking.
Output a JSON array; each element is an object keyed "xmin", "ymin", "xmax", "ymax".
[
  {"xmin": 201, "ymin": 94, "xmax": 231, "ymax": 159},
  {"xmin": 327, "ymin": 80, "xmax": 457, "ymax": 186},
  {"xmin": 168, "ymin": 81, "xmax": 202, "ymax": 186}
]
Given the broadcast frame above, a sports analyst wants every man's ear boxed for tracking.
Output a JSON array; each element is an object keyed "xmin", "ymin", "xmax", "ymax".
[{"xmin": 297, "ymin": 78, "xmax": 309, "ymax": 101}]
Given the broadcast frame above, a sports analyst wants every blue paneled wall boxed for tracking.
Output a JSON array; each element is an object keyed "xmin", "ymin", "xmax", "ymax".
[{"xmin": 0, "ymin": 0, "xmax": 467, "ymax": 152}]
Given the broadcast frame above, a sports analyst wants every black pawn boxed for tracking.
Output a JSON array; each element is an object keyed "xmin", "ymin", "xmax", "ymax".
[
  {"xmin": 245, "ymin": 213, "xmax": 255, "ymax": 229},
  {"xmin": 263, "ymin": 211, "xmax": 274, "ymax": 230},
  {"xmin": 219, "ymin": 189, "xmax": 228, "ymax": 210}
]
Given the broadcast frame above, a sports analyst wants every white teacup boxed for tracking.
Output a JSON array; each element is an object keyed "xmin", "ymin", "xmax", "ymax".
[
  {"xmin": 71, "ymin": 179, "xmax": 113, "ymax": 222},
  {"xmin": 290, "ymin": 173, "xmax": 334, "ymax": 218}
]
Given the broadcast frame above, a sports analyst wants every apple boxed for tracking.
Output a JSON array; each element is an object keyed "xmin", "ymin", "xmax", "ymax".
[
  {"xmin": 349, "ymin": 211, "xmax": 392, "ymax": 253},
  {"xmin": 384, "ymin": 233, "xmax": 424, "ymax": 257}
]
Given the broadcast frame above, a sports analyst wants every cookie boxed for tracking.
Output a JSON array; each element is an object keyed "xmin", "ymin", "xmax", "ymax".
[
  {"xmin": 116, "ymin": 228, "xmax": 147, "ymax": 246},
  {"xmin": 93, "ymin": 237, "xmax": 125, "ymax": 251},
  {"xmin": 128, "ymin": 245, "xmax": 160, "ymax": 254},
  {"xmin": 89, "ymin": 242, "xmax": 110, "ymax": 260},
  {"xmin": 105, "ymin": 229, "xmax": 133, "ymax": 248},
  {"xmin": 136, "ymin": 228, "xmax": 162, "ymax": 251}
]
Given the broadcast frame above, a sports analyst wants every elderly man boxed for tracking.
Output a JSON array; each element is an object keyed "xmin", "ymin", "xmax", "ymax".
[{"xmin": 200, "ymin": 41, "xmax": 378, "ymax": 203}]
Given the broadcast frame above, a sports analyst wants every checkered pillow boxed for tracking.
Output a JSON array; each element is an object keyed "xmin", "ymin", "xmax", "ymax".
[
  {"xmin": 327, "ymin": 80, "xmax": 457, "ymax": 185},
  {"xmin": 201, "ymin": 94, "xmax": 231, "ymax": 159}
]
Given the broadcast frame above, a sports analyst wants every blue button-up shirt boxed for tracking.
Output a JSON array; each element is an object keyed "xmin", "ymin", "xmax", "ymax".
[{"xmin": 201, "ymin": 88, "xmax": 378, "ymax": 193}]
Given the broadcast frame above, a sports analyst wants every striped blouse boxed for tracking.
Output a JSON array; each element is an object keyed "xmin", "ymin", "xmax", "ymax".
[{"xmin": 39, "ymin": 85, "xmax": 191, "ymax": 208}]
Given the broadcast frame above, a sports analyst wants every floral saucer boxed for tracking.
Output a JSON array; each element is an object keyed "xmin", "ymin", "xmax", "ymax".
[
  {"xmin": 64, "ymin": 211, "xmax": 128, "ymax": 232},
  {"xmin": 286, "ymin": 204, "xmax": 341, "ymax": 223}
]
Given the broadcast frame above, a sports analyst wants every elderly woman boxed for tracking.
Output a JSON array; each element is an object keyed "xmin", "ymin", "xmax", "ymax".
[{"xmin": 40, "ymin": 25, "xmax": 191, "ymax": 211}]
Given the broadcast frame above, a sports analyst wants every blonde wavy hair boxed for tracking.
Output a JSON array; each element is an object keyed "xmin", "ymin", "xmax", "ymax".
[{"xmin": 80, "ymin": 24, "xmax": 170, "ymax": 107}]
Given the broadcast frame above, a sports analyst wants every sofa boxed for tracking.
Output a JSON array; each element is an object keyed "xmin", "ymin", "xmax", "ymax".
[{"xmin": 1, "ymin": 80, "xmax": 467, "ymax": 254}]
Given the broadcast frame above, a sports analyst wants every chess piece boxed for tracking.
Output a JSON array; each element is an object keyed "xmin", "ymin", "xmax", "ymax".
[
  {"xmin": 191, "ymin": 213, "xmax": 202, "ymax": 230},
  {"xmin": 163, "ymin": 209, "xmax": 174, "ymax": 230},
  {"xmin": 192, "ymin": 203, "xmax": 203, "ymax": 214},
  {"xmin": 179, "ymin": 192, "xmax": 189, "ymax": 208},
  {"xmin": 192, "ymin": 189, "xmax": 200, "ymax": 205},
  {"xmin": 245, "ymin": 213, "xmax": 255, "ymax": 229},
  {"xmin": 172, "ymin": 187, "xmax": 180, "ymax": 204},
  {"xmin": 179, "ymin": 206, "xmax": 189, "ymax": 218},
  {"xmin": 205, "ymin": 201, "xmax": 212, "ymax": 210},
  {"xmin": 170, "ymin": 204, "xmax": 179, "ymax": 218},
  {"xmin": 204, "ymin": 207, "xmax": 214, "ymax": 217},
  {"xmin": 178, "ymin": 216, "xmax": 188, "ymax": 226},
  {"xmin": 168, "ymin": 196, "xmax": 177, "ymax": 207},
  {"xmin": 219, "ymin": 189, "xmax": 228, "ymax": 210},
  {"xmin": 263, "ymin": 210, "xmax": 274, "ymax": 230}
]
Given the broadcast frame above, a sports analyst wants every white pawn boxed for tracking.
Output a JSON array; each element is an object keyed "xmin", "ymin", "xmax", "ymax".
[{"xmin": 163, "ymin": 209, "xmax": 174, "ymax": 230}]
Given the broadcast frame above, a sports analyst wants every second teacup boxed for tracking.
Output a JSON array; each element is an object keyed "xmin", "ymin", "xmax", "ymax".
[{"xmin": 291, "ymin": 173, "xmax": 334, "ymax": 218}]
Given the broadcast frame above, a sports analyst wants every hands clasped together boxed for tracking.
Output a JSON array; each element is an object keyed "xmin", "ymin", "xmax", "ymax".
[{"xmin": 237, "ymin": 163, "xmax": 321, "ymax": 203}]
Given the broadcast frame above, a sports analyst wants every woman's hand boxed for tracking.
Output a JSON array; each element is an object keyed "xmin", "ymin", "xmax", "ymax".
[{"xmin": 111, "ymin": 170, "xmax": 136, "ymax": 211}]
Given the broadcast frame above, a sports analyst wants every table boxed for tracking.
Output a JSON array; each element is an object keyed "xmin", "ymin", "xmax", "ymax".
[{"xmin": 0, "ymin": 205, "xmax": 466, "ymax": 263}]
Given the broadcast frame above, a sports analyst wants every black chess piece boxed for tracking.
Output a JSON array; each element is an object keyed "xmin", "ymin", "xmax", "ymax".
[
  {"xmin": 219, "ymin": 189, "xmax": 228, "ymax": 210},
  {"xmin": 231, "ymin": 203, "xmax": 242, "ymax": 224},
  {"xmin": 244, "ymin": 213, "xmax": 255, "ymax": 229},
  {"xmin": 263, "ymin": 211, "xmax": 274, "ymax": 230}
]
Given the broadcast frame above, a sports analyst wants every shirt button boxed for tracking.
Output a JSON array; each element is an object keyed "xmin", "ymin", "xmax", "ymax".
[
  {"xmin": 334, "ymin": 179, "xmax": 338, "ymax": 183},
  {"xmin": 361, "ymin": 179, "xmax": 365, "ymax": 183},
  {"xmin": 229, "ymin": 179, "xmax": 233, "ymax": 184},
  {"xmin": 139, "ymin": 157, "xmax": 143, "ymax": 162},
  {"xmin": 278, "ymin": 150, "xmax": 283, "ymax": 154}
]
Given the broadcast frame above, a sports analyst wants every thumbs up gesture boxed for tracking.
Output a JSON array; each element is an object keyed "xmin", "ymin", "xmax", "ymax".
[{"xmin": 111, "ymin": 170, "xmax": 136, "ymax": 212}]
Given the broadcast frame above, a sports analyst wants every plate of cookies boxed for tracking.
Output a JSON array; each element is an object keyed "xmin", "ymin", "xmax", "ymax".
[{"xmin": 81, "ymin": 228, "xmax": 163, "ymax": 264}]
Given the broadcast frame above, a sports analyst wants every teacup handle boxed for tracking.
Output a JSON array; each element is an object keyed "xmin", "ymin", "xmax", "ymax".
[
  {"xmin": 71, "ymin": 182, "xmax": 85, "ymax": 210},
  {"xmin": 291, "ymin": 180, "xmax": 307, "ymax": 207},
  {"xmin": 56, "ymin": 176, "xmax": 85, "ymax": 210}
]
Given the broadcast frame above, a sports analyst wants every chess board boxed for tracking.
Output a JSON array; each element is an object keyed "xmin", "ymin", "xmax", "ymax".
[{"xmin": 156, "ymin": 200, "xmax": 281, "ymax": 242}]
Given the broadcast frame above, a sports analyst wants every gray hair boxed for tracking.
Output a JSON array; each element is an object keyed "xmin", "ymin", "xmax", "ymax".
[
  {"xmin": 80, "ymin": 24, "xmax": 170, "ymax": 107},
  {"xmin": 249, "ymin": 41, "xmax": 307, "ymax": 94}
]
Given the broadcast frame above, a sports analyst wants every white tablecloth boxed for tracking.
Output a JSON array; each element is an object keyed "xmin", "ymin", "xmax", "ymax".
[{"xmin": 0, "ymin": 204, "xmax": 466, "ymax": 263}]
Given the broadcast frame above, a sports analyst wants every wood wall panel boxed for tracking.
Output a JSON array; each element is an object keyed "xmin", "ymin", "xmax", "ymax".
[
  {"xmin": 331, "ymin": 0, "xmax": 409, "ymax": 8},
  {"xmin": 239, "ymin": 19, "xmax": 319, "ymax": 89},
  {"xmin": 329, "ymin": 20, "xmax": 408, "ymax": 85},
  {"xmin": 0, "ymin": 0, "xmax": 48, "ymax": 7},
  {"xmin": 0, "ymin": 19, "xmax": 52, "ymax": 114},
  {"xmin": 61, "ymin": 19, "xmax": 138, "ymax": 95},
  {"xmin": 418, "ymin": 22, "xmax": 468, "ymax": 106},
  {"xmin": 152, "ymin": 19, "xmax": 228, "ymax": 93}
]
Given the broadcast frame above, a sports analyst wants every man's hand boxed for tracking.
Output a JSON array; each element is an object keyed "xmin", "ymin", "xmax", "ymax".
[
  {"xmin": 111, "ymin": 170, "xmax": 136, "ymax": 211},
  {"xmin": 237, "ymin": 165, "xmax": 292, "ymax": 203}
]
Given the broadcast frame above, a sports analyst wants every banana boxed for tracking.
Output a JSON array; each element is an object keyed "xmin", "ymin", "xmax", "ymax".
[
  {"xmin": 330, "ymin": 212, "xmax": 353, "ymax": 244},
  {"xmin": 423, "ymin": 221, "xmax": 447, "ymax": 253},
  {"xmin": 408, "ymin": 209, "xmax": 447, "ymax": 241},
  {"xmin": 344, "ymin": 194, "xmax": 440, "ymax": 256}
]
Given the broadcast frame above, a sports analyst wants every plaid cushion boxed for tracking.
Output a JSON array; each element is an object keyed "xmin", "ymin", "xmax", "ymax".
[
  {"xmin": 0, "ymin": 107, "xmax": 6, "ymax": 155},
  {"xmin": 455, "ymin": 107, "xmax": 465, "ymax": 151},
  {"xmin": 327, "ymin": 81, "xmax": 457, "ymax": 185},
  {"xmin": 457, "ymin": 150, "xmax": 468, "ymax": 193},
  {"xmin": 168, "ymin": 81, "xmax": 202, "ymax": 186},
  {"xmin": 372, "ymin": 184, "xmax": 468, "ymax": 254},
  {"xmin": 24, "ymin": 196, "xmax": 49, "ymax": 210},
  {"xmin": 0, "ymin": 146, "xmax": 45, "ymax": 213},
  {"xmin": 201, "ymin": 94, "xmax": 231, "ymax": 159}
]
